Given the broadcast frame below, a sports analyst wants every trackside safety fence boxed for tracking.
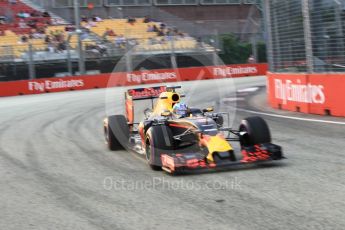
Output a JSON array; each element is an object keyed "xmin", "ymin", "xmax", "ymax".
[
  {"xmin": 0, "ymin": 63, "xmax": 268, "ymax": 97},
  {"xmin": 263, "ymin": 0, "xmax": 345, "ymax": 117}
]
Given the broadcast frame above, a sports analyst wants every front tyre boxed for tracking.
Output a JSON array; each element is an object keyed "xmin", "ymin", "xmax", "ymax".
[
  {"xmin": 239, "ymin": 116, "xmax": 271, "ymax": 146},
  {"xmin": 145, "ymin": 125, "xmax": 173, "ymax": 171}
]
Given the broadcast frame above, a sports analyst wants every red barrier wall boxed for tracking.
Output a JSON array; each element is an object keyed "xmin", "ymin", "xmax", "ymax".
[
  {"xmin": 0, "ymin": 63, "xmax": 267, "ymax": 97},
  {"xmin": 267, "ymin": 72, "xmax": 345, "ymax": 117}
]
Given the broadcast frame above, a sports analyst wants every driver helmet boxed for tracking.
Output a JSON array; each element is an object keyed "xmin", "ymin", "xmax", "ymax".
[{"xmin": 173, "ymin": 102, "xmax": 188, "ymax": 117}]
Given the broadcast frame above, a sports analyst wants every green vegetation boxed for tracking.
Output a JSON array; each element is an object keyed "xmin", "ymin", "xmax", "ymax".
[{"xmin": 219, "ymin": 34, "xmax": 267, "ymax": 64}]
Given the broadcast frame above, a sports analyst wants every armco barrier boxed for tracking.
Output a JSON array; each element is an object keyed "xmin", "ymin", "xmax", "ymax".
[
  {"xmin": 0, "ymin": 63, "xmax": 267, "ymax": 97},
  {"xmin": 267, "ymin": 72, "xmax": 345, "ymax": 117}
]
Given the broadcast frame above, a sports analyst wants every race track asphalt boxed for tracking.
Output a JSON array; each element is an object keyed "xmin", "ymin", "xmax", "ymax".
[{"xmin": 0, "ymin": 76, "xmax": 344, "ymax": 230}]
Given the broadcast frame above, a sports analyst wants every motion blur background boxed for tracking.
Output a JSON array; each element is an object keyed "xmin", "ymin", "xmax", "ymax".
[
  {"xmin": 0, "ymin": 0, "xmax": 266, "ymax": 81},
  {"xmin": 1, "ymin": 1, "xmax": 344, "ymax": 87}
]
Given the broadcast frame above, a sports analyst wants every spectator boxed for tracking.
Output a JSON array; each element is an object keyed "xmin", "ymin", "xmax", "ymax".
[
  {"xmin": 37, "ymin": 26, "xmax": 46, "ymax": 34},
  {"xmin": 28, "ymin": 31, "xmax": 34, "ymax": 39},
  {"xmin": 19, "ymin": 35, "xmax": 28, "ymax": 43},
  {"xmin": 0, "ymin": 16, "xmax": 7, "ymax": 25},
  {"xmin": 97, "ymin": 43, "xmax": 107, "ymax": 55},
  {"xmin": 18, "ymin": 19, "xmax": 28, "ymax": 28},
  {"xmin": 147, "ymin": 25, "xmax": 154, "ymax": 32},
  {"xmin": 86, "ymin": 43, "xmax": 107, "ymax": 57},
  {"xmin": 51, "ymin": 18, "xmax": 65, "ymax": 25},
  {"xmin": 57, "ymin": 41, "xmax": 66, "ymax": 52},
  {"xmin": 80, "ymin": 31, "xmax": 89, "ymax": 40},
  {"xmin": 106, "ymin": 28, "xmax": 116, "ymax": 36},
  {"xmin": 127, "ymin": 16, "xmax": 136, "ymax": 25},
  {"xmin": 22, "ymin": 11, "xmax": 30, "ymax": 18},
  {"xmin": 85, "ymin": 19, "xmax": 96, "ymax": 28},
  {"xmin": 143, "ymin": 16, "xmax": 151, "ymax": 23},
  {"xmin": 42, "ymin": 11, "xmax": 50, "ymax": 18},
  {"xmin": 166, "ymin": 28, "xmax": 173, "ymax": 36},
  {"xmin": 81, "ymin": 15, "xmax": 88, "ymax": 23},
  {"xmin": 47, "ymin": 42, "xmax": 54, "ymax": 53},
  {"xmin": 247, "ymin": 55, "xmax": 256, "ymax": 63},
  {"xmin": 65, "ymin": 25, "xmax": 75, "ymax": 32},
  {"xmin": 92, "ymin": 15, "xmax": 102, "ymax": 22},
  {"xmin": 152, "ymin": 25, "xmax": 159, "ymax": 32},
  {"xmin": 27, "ymin": 19, "xmax": 37, "ymax": 29},
  {"xmin": 157, "ymin": 30, "xmax": 165, "ymax": 37},
  {"xmin": 178, "ymin": 32, "xmax": 185, "ymax": 38},
  {"xmin": 159, "ymin": 23, "xmax": 166, "ymax": 30},
  {"xmin": 30, "ymin": 11, "xmax": 40, "ymax": 17},
  {"xmin": 17, "ymin": 11, "xmax": 25, "ymax": 18},
  {"xmin": 44, "ymin": 35, "xmax": 51, "ymax": 44},
  {"xmin": 165, "ymin": 33, "xmax": 173, "ymax": 41},
  {"xmin": 85, "ymin": 44, "xmax": 98, "ymax": 55},
  {"xmin": 32, "ymin": 30, "xmax": 44, "ymax": 39},
  {"xmin": 115, "ymin": 34, "xmax": 126, "ymax": 48}
]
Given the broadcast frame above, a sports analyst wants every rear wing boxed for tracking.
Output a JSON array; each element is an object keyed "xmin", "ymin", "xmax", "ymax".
[
  {"xmin": 125, "ymin": 86, "xmax": 166, "ymax": 125},
  {"xmin": 125, "ymin": 85, "xmax": 182, "ymax": 124},
  {"xmin": 126, "ymin": 86, "xmax": 167, "ymax": 101}
]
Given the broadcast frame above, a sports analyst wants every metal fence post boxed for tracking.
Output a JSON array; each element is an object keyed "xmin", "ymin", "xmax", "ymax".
[
  {"xmin": 251, "ymin": 35, "xmax": 258, "ymax": 63},
  {"xmin": 263, "ymin": 0, "xmax": 274, "ymax": 71},
  {"xmin": 302, "ymin": 0, "xmax": 314, "ymax": 73},
  {"xmin": 125, "ymin": 53, "xmax": 132, "ymax": 73},
  {"xmin": 125, "ymin": 41, "xmax": 132, "ymax": 72},
  {"xmin": 170, "ymin": 37, "xmax": 178, "ymax": 69},
  {"xmin": 28, "ymin": 43, "xmax": 36, "ymax": 79},
  {"xmin": 74, "ymin": 0, "xmax": 86, "ymax": 75},
  {"xmin": 67, "ymin": 43, "xmax": 73, "ymax": 75}
]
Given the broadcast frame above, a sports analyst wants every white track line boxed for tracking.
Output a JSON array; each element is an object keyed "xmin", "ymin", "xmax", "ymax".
[
  {"xmin": 237, "ymin": 87, "xmax": 259, "ymax": 93},
  {"xmin": 236, "ymin": 108, "xmax": 345, "ymax": 125}
]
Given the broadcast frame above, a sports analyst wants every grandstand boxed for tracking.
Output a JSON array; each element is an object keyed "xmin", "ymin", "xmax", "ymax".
[
  {"xmin": 0, "ymin": 5, "xmax": 215, "ymax": 59},
  {"xmin": 0, "ymin": 0, "xmax": 262, "ymax": 81},
  {"xmin": 86, "ymin": 18, "xmax": 207, "ymax": 52},
  {"xmin": 0, "ymin": 17, "xmax": 207, "ymax": 58},
  {"xmin": 34, "ymin": 0, "xmax": 262, "ymax": 39}
]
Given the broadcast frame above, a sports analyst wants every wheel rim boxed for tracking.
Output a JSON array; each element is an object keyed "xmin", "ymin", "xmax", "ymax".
[
  {"xmin": 104, "ymin": 127, "xmax": 109, "ymax": 144},
  {"xmin": 145, "ymin": 143, "xmax": 151, "ymax": 162},
  {"xmin": 239, "ymin": 125, "xmax": 250, "ymax": 146}
]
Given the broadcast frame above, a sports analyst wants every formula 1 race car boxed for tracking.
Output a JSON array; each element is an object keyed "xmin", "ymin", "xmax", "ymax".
[{"xmin": 103, "ymin": 86, "xmax": 283, "ymax": 174}]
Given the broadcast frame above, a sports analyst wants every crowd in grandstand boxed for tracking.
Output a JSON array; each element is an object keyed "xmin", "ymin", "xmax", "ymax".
[
  {"xmin": 0, "ymin": 0, "xmax": 202, "ymax": 59},
  {"xmin": 78, "ymin": 14, "xmax": 194, "ymax": 50},
  {"xmin": 97, "ymin": 15, "xmax": 192, "ymax": 49},
  {"xmin": 1, "ymin": 0, "xmax": 50, "ymax": 21},
  {"xmin": 0, "ymin": 0, "xmax": 52, "ymax": 37}
]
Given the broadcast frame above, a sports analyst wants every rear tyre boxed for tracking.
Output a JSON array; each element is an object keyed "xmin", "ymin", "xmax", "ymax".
[
  {"xmin": 105, "ymin": 115, "xmax": 129, "ymax": 151},
  {"xmin": 239, "ymin": 116, "xmax": 271, "ymax": 146},
  {"xmin": 146, "ymin": 125, "xmax": 173, "ymax": 171}
]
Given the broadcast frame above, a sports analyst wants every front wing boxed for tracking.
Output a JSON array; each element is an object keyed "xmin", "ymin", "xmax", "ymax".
[{"xmin": 161, "ymin": 143, "xmax": 283, "ymax": 174}]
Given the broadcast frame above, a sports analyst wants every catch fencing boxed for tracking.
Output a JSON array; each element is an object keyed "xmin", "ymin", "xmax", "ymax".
[{"xmin": 264, "ymin": 0, "xmax": 345, "ymax": 73}]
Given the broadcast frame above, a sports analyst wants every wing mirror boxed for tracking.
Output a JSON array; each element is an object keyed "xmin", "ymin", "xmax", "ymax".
[{"xmin": 203, "ymin": 107, "xmax": 214, "ymax": 113}]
